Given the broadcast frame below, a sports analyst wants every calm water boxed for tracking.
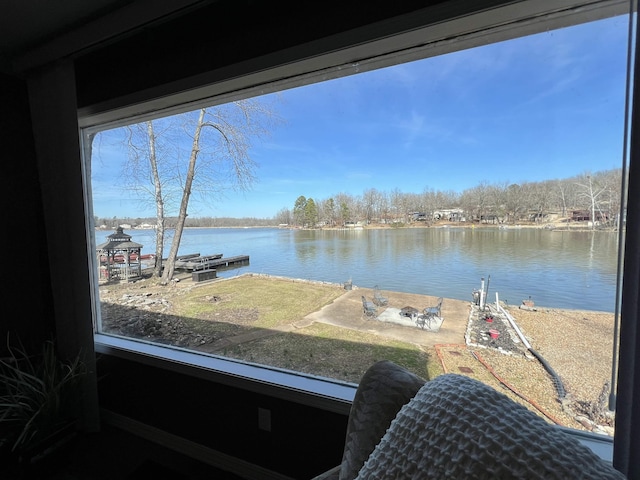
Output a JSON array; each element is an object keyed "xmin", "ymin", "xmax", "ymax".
[{"xmin": 95, "ymin": 227, "xmax": 621, "ymax": 312}]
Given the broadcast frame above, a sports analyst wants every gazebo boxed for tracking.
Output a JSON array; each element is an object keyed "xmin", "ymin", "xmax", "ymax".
[{"xmin": 96, "ymin": 227, "xmax": 143, "ymax": 282}]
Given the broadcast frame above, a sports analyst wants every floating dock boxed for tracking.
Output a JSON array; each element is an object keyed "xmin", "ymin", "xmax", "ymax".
[
  {"xmin": 174, "ymin": 253, "xmax": 249, "ymax": 272},
  {"xmin": 200, "ymin": 255, "xmax": 250, "ymax": 271},
  {"xmin": 174, "ymin": 253, "xmax": 223, "ymax": 270}
]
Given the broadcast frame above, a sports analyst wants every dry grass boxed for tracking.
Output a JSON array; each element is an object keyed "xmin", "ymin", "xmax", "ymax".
[
  {"xmin": 430, "ymin": 305, "xmax": 617, "ymax": 433},
  {"xmin": 511, "ymin": 307, "xmax": 614, "ymax": 406},
  {"xmin": 101, "ymin": 274, "xmax": 432, "ymax": 382},
  {"xmin": 177, "ymin": 275, "xmax": 344, "ymax": 328},
  {"xmin": 191, "ymin": 276, "xmax": 431, "ymax": 382},
  {"xmin": 219, "ymin": 323, "xmax": 430, "ymax": 383}
]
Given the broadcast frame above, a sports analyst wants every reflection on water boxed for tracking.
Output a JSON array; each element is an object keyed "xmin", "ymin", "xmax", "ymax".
[{"xmin": 95, "ymin": 226, "xmax": 619, "ymax": 312}]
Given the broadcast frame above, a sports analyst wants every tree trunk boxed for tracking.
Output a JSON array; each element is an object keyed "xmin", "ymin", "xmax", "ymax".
[
  {"xmin": 161, "ymin": 109, "xmax": 205, "ymax": 284},
  {"xmin": 147, "ymin": 120, "xmax": 166, "ymax": 277}
]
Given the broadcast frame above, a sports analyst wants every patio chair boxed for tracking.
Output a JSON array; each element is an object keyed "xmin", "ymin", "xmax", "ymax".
[
  {"xmin": 416, "ymin": 313, "xmax": 438, "ymax": 330},
  {"xmin": 362, "ymin": 296, "xmax": 378, "ymax": 317},
  {"xmin": 373, "ymin": 285, "xmax": 389, "ymax": 306},
  {"xmin": 423, "ymin": 297, "xmax": 443, "ymax": 318},
  {"xmin": 420, "ymin": 297, "xmax": 443, "ymax": 329}
]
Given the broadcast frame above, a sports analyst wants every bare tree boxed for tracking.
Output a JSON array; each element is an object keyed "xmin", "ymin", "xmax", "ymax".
[
  {"xmin": 362, "ymin": 188, "xmax": 380, "ymax": 224},
  {"xmin": 598, "ymin": 168, "xmax": 623, "ymax": 228},
  {"xmin": 122, "ymin": 120, "xmax": 175, "ymax": 277},
  {"xmin": 323, "ymin": 198, "xmax": 336, "ymax": 226},
  {"xmin": 333, "ymin": 192, "xmax": 355, "ymax": 225},
  {"xmin": 119, "ymin": 99, "xmax": 278, "ymax": 283},
  {"xmin": 420, "ymin": 188, "xmax": 439, "ymax": 221},
  {"xmin": 404, "ymin": 192, "xmax": 422, "ymax": 220},
  {"xmin": 378, "ymin": 192, "xmax": 391, "ymax": 224},
  {"xmin": 274, "ymin": 207, "xmax": 292, "ymax": 225},
  {"xmin": 529, "ymin": 180, "xmax": 554, "ymax": 223},
  {"xmin": 145, "ymin": 121, "xmax": 166, "ymax": 277},
  {"xmin": 390, "ymin": 188, "xmax": 408, "ymax": 223},
  {"xmin": 554, "ymin": 179, "xmax": 569, "ymax": 219},
  {"xmin": 461, "ymin": 181, "xmax": 492, "ymax": 222},
  {"xmin": 160, "ymin": 102, "xmax": 277, "ymax": 283},
  {"xmin": 575, "ymin": 172, "xmax": 609, "ymax": 230},
  {"xmin": 161, "ymin": 108, "xmax": 207, "ymax": 283},
  {"xmin": 503, "ymin": 183, "xmax": 528, "ymax": 224}
]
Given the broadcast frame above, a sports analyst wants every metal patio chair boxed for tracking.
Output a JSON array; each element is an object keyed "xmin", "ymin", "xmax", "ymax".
[
  {"xmin": 373, "ymin": 285, "xmax": 389, "ymax": 306},
  {"xmin": 362, "ymin": 296, "xmax": 378, "ymax": 317},
  {"xmin": 416, "ymin": 312, "xmax": 438, "ymax": 330},
  {"xmin": 417, "ymin": 297, "xmax": 443, "ymax": 330},
  {"xmin": 423, "ymin": 297, "xmax": 443, "ymax": 319}
]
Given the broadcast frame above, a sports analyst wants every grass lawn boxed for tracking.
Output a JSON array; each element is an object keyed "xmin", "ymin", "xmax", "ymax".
[{"xmin": 174, "ymin": 275, "xmax": 432, "ymax": 383}]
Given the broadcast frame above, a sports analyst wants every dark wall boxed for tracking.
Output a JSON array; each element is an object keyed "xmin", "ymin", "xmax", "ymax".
[
  {"xmin": 74, "ymin": 0, "xmax": 450, "ymax": 107},
  {"xmin": 97, "ymin": 356, "xmax": 347, "ymax": 479},
  {"xmin": 0, "ymin": 72, "xmax": 54, "ymax": 356}
]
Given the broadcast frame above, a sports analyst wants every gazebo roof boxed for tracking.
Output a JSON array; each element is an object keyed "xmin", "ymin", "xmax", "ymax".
[{"xmin": 97, "ymin": 227, "xmax": 143, "ymax": 250}]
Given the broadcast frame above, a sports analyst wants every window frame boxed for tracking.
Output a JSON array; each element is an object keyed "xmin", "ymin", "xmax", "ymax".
[{"xmin": 81, "ymin": 0, "xmax": 635, "ymax": 462}]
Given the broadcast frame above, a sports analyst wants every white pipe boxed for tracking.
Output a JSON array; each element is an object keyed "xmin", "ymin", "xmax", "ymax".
[
  {"xmin": 498, "ymin": 303, "xmax": 531, "ymax": 350},
  {"xmin": 480, "ymin": 277, "xmax": 485, "ymax": 309}
]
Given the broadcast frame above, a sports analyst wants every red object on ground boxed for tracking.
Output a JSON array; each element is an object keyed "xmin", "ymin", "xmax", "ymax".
[{"xmin": 489, "ymin": 329, "xmax": 500, "ymax": 339}]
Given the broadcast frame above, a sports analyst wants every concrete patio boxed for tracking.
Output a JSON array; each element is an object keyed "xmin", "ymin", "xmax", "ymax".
[{"xmin": 300, "ymin": 286, "xmax": 471, "ymax": 347}]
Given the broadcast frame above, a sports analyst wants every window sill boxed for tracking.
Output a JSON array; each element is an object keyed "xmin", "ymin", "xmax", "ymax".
[
  {"xmin": 94, "ymin": 334, "xmax": 614, "ymax": 462},
  {"xmin": 94, "ymin": 333, "xmax": 356, "ymax": 415},
  {"xmin": 556, "ymin": 426, "xmax": 614, "ymax": 463}
]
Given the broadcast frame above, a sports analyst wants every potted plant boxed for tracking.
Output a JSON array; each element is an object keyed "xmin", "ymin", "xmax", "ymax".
[{"xmin": 0, "ymin": 337, "xmax": 87, "ymax": 477}]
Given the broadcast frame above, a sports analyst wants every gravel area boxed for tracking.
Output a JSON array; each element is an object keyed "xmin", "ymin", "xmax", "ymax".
[{"xmin": 459, "ymin": 302, "xmax": 616, "ymax": 435}]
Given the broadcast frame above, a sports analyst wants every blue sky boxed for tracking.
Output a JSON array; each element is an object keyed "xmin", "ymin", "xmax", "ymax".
[{"xmin": 91, "ymin": 14, "xmax": 630, "ymax": 219}]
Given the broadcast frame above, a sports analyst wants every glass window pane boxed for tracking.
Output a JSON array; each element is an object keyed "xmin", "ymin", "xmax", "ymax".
[{"xmin": 88, "ymin": 13, "xmax": 631, "ymax": 437}]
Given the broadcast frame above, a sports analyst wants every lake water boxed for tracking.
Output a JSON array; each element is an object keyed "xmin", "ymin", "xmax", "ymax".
[{"xmin": 94, "ymin": 226, "xmax": 621, "ymax": 312}]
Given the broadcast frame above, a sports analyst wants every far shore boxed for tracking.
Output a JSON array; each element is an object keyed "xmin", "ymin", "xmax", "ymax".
[{"xmin": 96, "ymin": 219, "xmax": 618, "ymax": 233}]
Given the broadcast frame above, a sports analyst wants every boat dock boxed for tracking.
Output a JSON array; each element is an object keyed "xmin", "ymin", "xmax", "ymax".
[
  {"xmin": 173, "ymin": 253, "xmax": 250, "ymax": 272},
  {"xmin": 174, "ymin": 253, "xmax": 223, "ymax": 270},
  {"xmin": 196, "ymin": 255, "xmax": 250, "ymax": 271}
]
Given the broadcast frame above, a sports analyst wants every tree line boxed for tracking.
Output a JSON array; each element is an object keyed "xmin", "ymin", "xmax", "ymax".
[
  {"xmin": 95, "ymin": 92, "xmax": 620, "ymax": 286},
  {"xmin": 98, "ymin": 167, "xmax": 623, "ymax": 232},
  {"xmin": 275, "ymin": 168, "xmax": 623, "ymax": 228},
  {"xmin": 95, "ymin": 216, "xmax": 276, "ymax": 229}
]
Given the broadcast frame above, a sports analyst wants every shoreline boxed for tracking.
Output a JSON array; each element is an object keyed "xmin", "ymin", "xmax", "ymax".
[{"xmin": 95, "ymin": 219, "xmax": 619, "ymax": 233}]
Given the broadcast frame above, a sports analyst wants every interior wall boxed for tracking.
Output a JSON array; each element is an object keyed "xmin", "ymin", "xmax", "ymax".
[
  {"xmin": 97, "ymin": 355, "xmax": 347, "ymax": 479},
  {"xmin": 0, "ymin": 72, "xmax": 54, "ymax": 356},
  {"xmin": 26, "ymin": 61, "xmax": 101, "ymax": 432}
]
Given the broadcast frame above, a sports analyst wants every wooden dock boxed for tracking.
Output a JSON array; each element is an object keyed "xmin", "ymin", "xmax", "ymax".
[
  {"xmin": 198, "ymin": 255, "xmax": 250, "ymax": 271},
  {"xmin": 174, "ymin": 254, "xmax": 249, "ymax": 272},
  {"xmin": 174, "ymin": 253, "xmax": 223, "ymax": 270}
]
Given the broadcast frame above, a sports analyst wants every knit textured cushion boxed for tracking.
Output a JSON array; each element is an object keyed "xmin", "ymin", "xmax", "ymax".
[
  {"xmin": 339, "ymin": 360, "xmax": 426, "ymax": 480},
  {"xmin": 355, "ymin": 374, "xmax": 626, "ymax": 480}
]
